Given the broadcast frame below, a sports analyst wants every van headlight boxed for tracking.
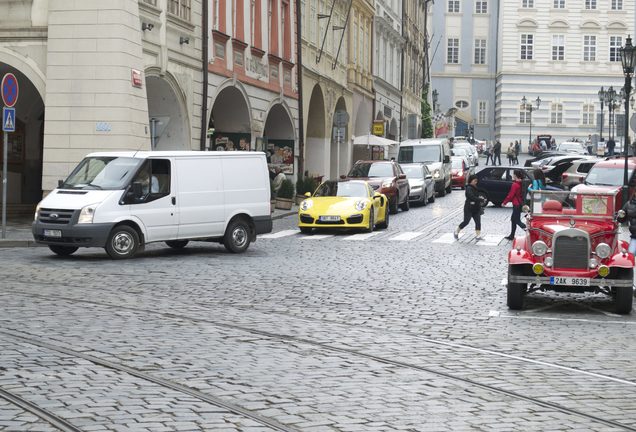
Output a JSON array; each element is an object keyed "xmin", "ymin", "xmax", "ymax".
[
  {"xmin": 78, "ymin": 204, "xmax": 97, "ymax": 224},
  {"xmin": 34, "ymin": 204, "xmax": 41, "ymax": 221},
  {"xmin": 354, "ymin": 200, "xmax": 367, "ymax": 211},
  {"xmin": 300, "ymin": 199, "xmax": 313, "ymax": 211},
  {"xmin": 595, "ymin": 243, "xmax": 611, "ymax": 259},
  {"xmin": 531, "ymin": 240, "xmax": 548, "ymax": 256},
  {"xmin": 433, "ymin": 169, "xmax": 440, "ymax": 179}
]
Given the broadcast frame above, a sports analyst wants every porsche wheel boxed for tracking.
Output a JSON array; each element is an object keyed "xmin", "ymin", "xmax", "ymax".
[
  {"xmin": 376, "ymin": 206, "xmax": 389, "ymax": 229},
  {"xmin": 365, "ymin": 209, "xmax": 375, "ymax": 233}
]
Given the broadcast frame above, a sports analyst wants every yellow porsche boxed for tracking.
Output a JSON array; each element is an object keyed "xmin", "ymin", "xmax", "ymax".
[{"xmin": 298, "ymin": 180, "xmax": 390, "ymax": 234}]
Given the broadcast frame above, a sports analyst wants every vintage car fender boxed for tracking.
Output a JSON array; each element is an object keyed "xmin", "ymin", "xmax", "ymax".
[
  {"xmin": 606, "ymin": 251, "xmax": 636, "ymax": 268},
  {"xmin": 508, "ymin": 237, "xmax": 534, "ymax": 265}
]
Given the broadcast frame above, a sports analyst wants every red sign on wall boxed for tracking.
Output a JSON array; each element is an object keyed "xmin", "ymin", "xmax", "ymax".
[{"xmin": 131, "ymin": 69, "xmax": 143, "ymax": 88}]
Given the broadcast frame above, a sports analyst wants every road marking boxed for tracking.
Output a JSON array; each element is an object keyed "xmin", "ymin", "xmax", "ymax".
[
  {"xmin": 432, "ymin": 233, "xmax": 456, "ymax": 243},
  {"xmin": 488, "ymin": 310, "xmax": 500, "ymax": 317},
  {"xmin": 300, "ymin": 234, "xmax": 333, "ymax": 240},
  {"xmin": 343, "ymin": 232, "xmax": 382, "ymax": 241},
  {"xmin": 390, "ymin": 231, "xmax": 425, "ymax": 241},
  {"xmin": 477, "ymin": 234, "xmax": 502, "ymax": 246},
  {"xmin": 500, "ymin": 278, "xmax": 507, "ymax": 286},
  {"xmin": 260, "ymin": 229, "xmax": 299, "ymax": 239}
]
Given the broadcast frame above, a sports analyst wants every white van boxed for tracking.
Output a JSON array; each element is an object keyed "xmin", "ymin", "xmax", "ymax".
[
  {"xmin": 397, "ymin": 138, "xmax": 452, "ymax": 196},
  {"xmin": 32, "ymin": 151, "xmax": 273, "ymax": 259}
]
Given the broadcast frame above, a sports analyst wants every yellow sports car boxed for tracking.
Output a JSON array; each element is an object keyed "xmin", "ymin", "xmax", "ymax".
[{"xmin": 298, "ymin": 180, "xmax": 390, "ymax": 234}]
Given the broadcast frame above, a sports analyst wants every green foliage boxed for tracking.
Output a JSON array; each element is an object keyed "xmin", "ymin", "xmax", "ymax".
[
  {"xmin": 296, "ymin": 176, "xmax": 318, "ymax": 195},
  {"xmin": 277, "ymin": 178, "xmax": 295, "ymax": 199},
  {"xmin": 421, "ymin": 85, "xmax": 434, "ymax": 138}
]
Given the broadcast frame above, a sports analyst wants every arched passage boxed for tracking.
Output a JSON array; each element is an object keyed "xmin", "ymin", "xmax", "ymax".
[
  {"xmin": 331, "ymin": 97, "xmax": 349, "ymax": 179},
  {"xmin": 263, "ymin": 103, "xmax": 295, "ymax": 174},
  {"xmin": 208, "ymin": 85, "xmax": 252, "ymax": 151},
  {"xmin": 305, "ymin": 85, "xmax": 326, "ymax": 178},
  {"xmin": 0, "ymin": 62, "xmax": 45, "ymax": 209},
  {"xmin": 146, "ymin": 74, "xmax": 190, "ymax": 150},
  {"xmin": 353, "ymin": 101, "xmax": 371, "ymax": 136},
  {"xmin": 389, "ymin": 118, "xmax": 398, "ymax": 141}
]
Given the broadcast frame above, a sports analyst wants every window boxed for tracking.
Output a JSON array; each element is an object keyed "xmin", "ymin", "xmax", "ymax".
[
  {"xmin": 551, "ymin": 103, "xmax": 563, "ymax": 124},
  {"xmin": 455, "ymin": 100, "xmax": 469, "ymax": 109},
  {"xmin": 582, "ymin": 104, "xmax": 595, "ymax": 125},
  {"xmin": 474, "ymin": 39, "xmax": 486, "ymax": 64},
  {"xmin": 610, "ymin": 36, "xmax": 622, "ymax": 62},
  {"xmin": 611, "ymin": 0, "xmax": 623, "ymax": 10},
  {"xmin": 553, "ymin": 0, "xmax": 565, "ymax": 7},
  {"xmin": 168, "ymin": 0, "xmax": 191, "ymax": 20},
  {"xmin": 552, "ymin": 35, "xmax": 565, "ymax": 61},
  {"xmin": 448, "ymin": 0, "xmax": 460, "ymax": 12},
  {"xmin": 141, "ymin": 0, "xmax": 157, "ymax": 5},
  {"xmin": 585, "ymin": 0, "xmax": 596, "ymax": 8},
  {"xmin": 478, "ymin": 101, "xmax": 487, "ymax": 124},
  {"xmin": 583, "ymin": 35, "xmax": 596, "ymax": 61},
  {"xmin": 447, "ymin": 38, "xmax": 459, "ymax": 64},
  {"xmin": 520, "ymin": 104, "xmax": 531, "ymax": 123},
  {"xmin": 521, "ymin": 0, "xmax": 534, "ymax": 7},
  {"xmin": 475, "ymin": 1, "xmax": 487, "ymax": 13},
  {"xmin": 521, "ymin": 34, "xmax": 533, "ymax": 60}
]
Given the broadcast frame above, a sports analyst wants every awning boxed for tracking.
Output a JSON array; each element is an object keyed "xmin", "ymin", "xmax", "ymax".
[{"xmin": 352, "ymin": 134, "xmax": 399, "ymax": 147}]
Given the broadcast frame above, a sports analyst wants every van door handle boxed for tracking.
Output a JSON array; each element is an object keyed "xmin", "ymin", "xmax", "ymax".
[{"xmin": 171, "ymin": 197, "xmax": 176, "ymax": 205}]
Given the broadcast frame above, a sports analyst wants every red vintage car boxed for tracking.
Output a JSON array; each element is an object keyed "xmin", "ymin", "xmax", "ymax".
[{"xmin": 507, "ymin": 190, "xmax": 634, "ymax": 314}]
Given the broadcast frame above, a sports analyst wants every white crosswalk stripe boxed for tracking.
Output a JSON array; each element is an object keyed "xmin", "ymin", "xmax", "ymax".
[
  {"xmin": 432, "ymin": 233, "xmax": 455, "ymax": 244},
  {"xmin": 300, "ymin": 234, "xmax": 334, "ymax": 240},
  {"xmin": 260, "ymin": 230, "xmax": 507, "ymax": 245},
  {"xmin": 389, "ymin": 231, "xmax": 425, "ymax": 241},
  {"xmin": 259, "ymin": 229, "xmax": 299, "ymax": 239},
  {"xmin": 342, "ymin": 232, "xmax": 382, "ymax": 241}
]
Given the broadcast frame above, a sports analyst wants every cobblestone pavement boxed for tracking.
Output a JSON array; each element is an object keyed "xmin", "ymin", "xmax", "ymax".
[{"xmin": 2, "ymin": 159, "xmax": 636, "ymax": 431}]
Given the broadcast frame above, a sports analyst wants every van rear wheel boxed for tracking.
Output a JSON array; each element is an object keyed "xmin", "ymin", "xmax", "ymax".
[
  {"xmin": 49, "ymin": 245, "xmax": 78, "ymax": 256},
  {"xmin": 224, "ymin": 219, "xmax": 251, "ymax": 253},
  {"xmin": 105, "ymin": 225, "xmax": 140, "ymax": 259}
]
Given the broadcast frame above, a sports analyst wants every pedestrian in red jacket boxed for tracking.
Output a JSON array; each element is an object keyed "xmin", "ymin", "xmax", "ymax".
[{"xmin": 502, "ymin": 169, "xmax": 526, "ymax": 240}]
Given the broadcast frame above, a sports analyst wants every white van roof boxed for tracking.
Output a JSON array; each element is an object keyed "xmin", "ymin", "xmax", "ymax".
[
  {"xmin": 85, "ymin": 151, "xmax": 265, "ymax": 159},
  {"xmin": 399, "ymin": 138, "xmax": 447, "ymax": 146}
]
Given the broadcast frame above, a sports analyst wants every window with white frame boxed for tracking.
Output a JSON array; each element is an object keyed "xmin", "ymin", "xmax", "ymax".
[
  {"xmin": 552, "ymin": 35, "xmax": 565, "ymax": 61},
  {"xmin": 447, "ymin": 38, "xmax": 459, "ymax": 64},
  {"xmin": 551, "ymin": 103, "xmax": 563, "ymax": 124},
  {"xmin": 553, "ymin": 0, "xmax": 565, "ymax": 8},
  {"xmin": 612, "ymin": 0, "xmax": 623, "ymax": 10},
  {"xmin": 522, "ymin": 0, "xmax": 534, "ymax": 7},
  {"xmin": 475, "ymin": 1, "xmax": 487, "ymax": 13},
  {"xmin": 448, "ymin": 0, "xmax": 460, "ymax": 12},
  {"xmin": 521, "ymin": 34, "xmax": 533, "ymax": 60},
  {"xmin": 478, "ymin": 101, "xmax": 487, "ymax": 124},
  {"xmin": 585, "ymin": 0, "xmax": 596, "ymax": 9},
  {"xmin": 168, "ymin": 0, "xmax": 191, "ymax": 20},
  {"xmin": 610, "ymin": 36, "xmax": 622, "ymax": 62},
  {"xmin": 520, "ymin": 104, "xmax": 531, "ymax": 123},
  {"xmin": 474, "ymin": 39, "xmax": 486, "ymax": 64},
  {"xmin": 583, "ymin": 35, "xmax": 596, "ymax": 61},
  {"xmin": 582, "ymin": 104, "xmax": 595, "ymax": 125}
]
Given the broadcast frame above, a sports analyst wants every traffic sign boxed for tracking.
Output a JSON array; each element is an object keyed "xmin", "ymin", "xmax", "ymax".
[
  {"xmin": 1, "ymin": 73, "xmax": 18, "ymax": 107},
  {"xmin": 3, "ymin": 107, "xmax": 15, "ymax": 132},
  {"xmin": 334, "ymin": 110, "xmax": 349, "ymax": 127}
]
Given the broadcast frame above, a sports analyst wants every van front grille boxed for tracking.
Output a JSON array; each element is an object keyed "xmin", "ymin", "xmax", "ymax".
[{"xmin": 38, "ymin": 208, "xmax": 75, "ymax": 225}]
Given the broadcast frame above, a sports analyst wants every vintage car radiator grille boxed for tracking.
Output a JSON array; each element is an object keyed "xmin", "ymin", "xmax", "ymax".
[{"xmin": 553, "ymin": 235, "xmax": 588, "ymax": 269}]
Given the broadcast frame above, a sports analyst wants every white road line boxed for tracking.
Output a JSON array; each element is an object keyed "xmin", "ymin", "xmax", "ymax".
[
  {"xmin": 343, "ymin": 232, "xmax": 382, "ymax": 241},
  {"xmin": 477, "ymin": 234, "xmax": 502, "ymax": 246},
  {"xmin": 431, "ymin": 233, "xmax": 456, "ymax": 244},
  {"xmin": 300, "ymin": 234, "xmax": 333, "ymax": 240},
  {"xmin": 390, "ymin": 231, "xmax": 425, "ymax": 241},
  {"xmin": 259, "ymin": 230, "xmax": 299, "ymax": 239},
  {"xmin": 488, "ymin": 310, "xmax": 500, "ymax": 317}
]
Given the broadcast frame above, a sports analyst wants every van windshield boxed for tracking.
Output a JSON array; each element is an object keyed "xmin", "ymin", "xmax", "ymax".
[
  {"xmin": 398, "ymin": 145, "xmax": 441, "ymax": 164},
  {"xmin": 62, "ymin": 157, "xmax": 142, "ymax": 190}
]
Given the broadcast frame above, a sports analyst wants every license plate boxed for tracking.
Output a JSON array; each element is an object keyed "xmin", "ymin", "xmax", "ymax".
[
  {"xmin": 319, "ymin": 215, "xmax": 341, "ymax": 222},
  {"xmin": 44, "ymin": 229, "xmax": 62, "ymax": 238},
  {"xmin": 550, "ymin": 276, "xmax": 590, "ymax": 286}
]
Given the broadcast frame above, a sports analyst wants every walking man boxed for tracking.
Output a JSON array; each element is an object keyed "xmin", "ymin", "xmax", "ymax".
[
  {"xmin": 493, "ymin": 140, "xmax": 502, "ymax": 166},
  {"xmin": 454, "ymin": 175, "xmax": 485, "ymax": 240},
  {"xmin": 503, "ymin": 169, "xmax": 526, "ymax": 241}
]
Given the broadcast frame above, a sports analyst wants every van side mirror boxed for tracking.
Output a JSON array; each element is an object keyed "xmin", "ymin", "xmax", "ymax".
[
  {"xmin": 340, "ymin": 174, "xmax": 347, "ymax": 180},
  {"xmin": 57, "ymin": 179, "xmax": 64, "ymax": 188},
  {"xmin": 444, "ymin": 155, "xmax": 450, "ymax": 163}
]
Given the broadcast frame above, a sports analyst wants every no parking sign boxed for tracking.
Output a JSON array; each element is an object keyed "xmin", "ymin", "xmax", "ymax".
[{"xmin": 1, "ymin": 73, "xmax": 18, "ymax": 107}]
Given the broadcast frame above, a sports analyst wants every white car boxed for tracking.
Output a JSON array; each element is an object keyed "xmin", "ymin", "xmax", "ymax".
[
  {"xmin": 556, "ymin": 141, "xmax": 587, "ymax": 155},
  {"xmin": 451, "ymin": 147, "xmax": 476, "ymax": 167},
  {"xmin": 453, "ymin": 142, "xmax": 479, "ymax": 166}
]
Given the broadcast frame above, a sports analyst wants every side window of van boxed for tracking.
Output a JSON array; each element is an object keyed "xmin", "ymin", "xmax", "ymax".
[{"xmin": 128, "ymin": 159, "xmax": 171, "ymax": 204}]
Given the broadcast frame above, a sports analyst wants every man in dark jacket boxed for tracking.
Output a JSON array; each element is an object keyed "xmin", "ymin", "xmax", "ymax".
[
  {"xmin": 607, "ymin": 137, "xmax": 616, "ymax": 156},
  {"xmin": 454, "ymin": 175, "xmax": 486, "ymax": 240},
  {"xmin": 621, "ymin": 196, "xmax": 636, "ymax": 254},
  {"xmin": 493, "ymin": 140, "xmax": 502, "ymax": 165}
]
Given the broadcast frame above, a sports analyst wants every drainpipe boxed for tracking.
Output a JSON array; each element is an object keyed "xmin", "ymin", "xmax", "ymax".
[
  {"xmin": 295, "ymin": 0, "xmax": 305, "ymax": 178},
  {"xmin": 199, "ymin": 0, "xmax": 209, "ymax": 150},
  {"xmin": 398, "ymin": 0, "xmax": 405, "ymax": 142}
]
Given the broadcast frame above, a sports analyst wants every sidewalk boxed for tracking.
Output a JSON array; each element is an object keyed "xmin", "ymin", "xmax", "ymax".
[{"xmin": 0, "ymin": 206, "xmax": 298, "ymax": 249}]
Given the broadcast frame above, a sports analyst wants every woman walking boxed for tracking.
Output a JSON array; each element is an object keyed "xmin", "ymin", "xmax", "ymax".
[
  {"xmin": 503, "ymin": 169, "xmax": 526, "ymax": 241},
  {"xmin": 454, "ymin": 175, "xmax": 485, "ymax": 240}
]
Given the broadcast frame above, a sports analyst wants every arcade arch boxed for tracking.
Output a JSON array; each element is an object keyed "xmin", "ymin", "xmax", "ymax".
[
  {"xmin": 305, "ymin": 85, "xmax": 327, "ymax": 178},
  {"xmin": 145, "ymin": 73, "xmax": 190, "ymax": 150},
  {"xmin": 263, "ymin": 103, "xmax": 295, "ymax": 174},
  {"xmin": 208, "ymin": 84, "xmax": 252, "ymax": 151}
]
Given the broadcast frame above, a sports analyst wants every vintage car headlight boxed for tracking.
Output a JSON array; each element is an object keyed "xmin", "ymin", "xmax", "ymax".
[
  {"xmin": 532, "ymin": 263, "xmax": 544, "ymax": 275},
  {"xmin": 354, "ymin": 200, "xmax": 367, "ymax": 211},
  {"xmin": 598, "ymin": 265, "xmax": 610, "ymax": 277},
  {"xmin": 433, "ymin": 169, "xmax": 440, "ymax": 179},
  {"xmin": 617, "ymin": 209, "xmax": 626, "ymax": 219},
  {"xmin": 531, "ymin": 240, "xmax": 548, "ymax": 257},
  {"xmin": 300, "ymin": 199, "xmax": 313, "ymax": 211},
  {"xmin": 589, "ymin": 258, "xmax": 598, "ymax": 268},
  {"xmin": 78, "ymin": 204, "xmax": 98, "ymax": 224},
  {"xmin": 381, "ymin": 179, "xmax": 393, "ymax": 188},
  {"xmin": 595, "ymin": 243, "xmax": 611, "ymax": 259},
  {"xmin": 544, "ymin": 257, "xmax": 553, "ymax": 267}
]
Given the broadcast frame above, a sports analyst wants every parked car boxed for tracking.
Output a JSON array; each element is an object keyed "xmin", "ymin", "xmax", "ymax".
[
  {"xmin": 475, "ymin": 166, "xmax": 533, "ymax": 206},
  {"xmin": 561, "ymin": 158, "xmax": 602, "ymax": 189},
  {"xmin": 507, "ymin": 189, "xmax": 633, "ymax": 313},
  {"xmin": 298, "ymin": 180, "xmax": 389, "ymax": 234},
  {"xmin": 524, "ymin": 151, "xmax": 567, "ymax": 167},
  {"xmin": 451, "ymin": 156, "xmax": 473, "ymax": 189},
  {"xmin": 344, "ymin": 160, "xmax": 410, "ymax": 214},
  {"xmin": 451, "ymin": 147, "xmax": 474, "ymax": 167},
  {"xmin": 398, "ymin": 138, "xmax": 453, "ymax": 197},
  {"xmin": 531, "ymin": 154, "xmax": 588, "ymax": 170},
  {"xmin": 556, "ymin": 141, "xmax": 588, "ymax": 154},
  {"xmin": 571, "ymin": 157, "xmax": 636, "ymax": 208},
  {"xmin": 402, "ymin": 163, "xmax": 435, "ymax": 206},
  {"xmin": 453, "ymin": 142, "xmax": 479, "ymax": 166}
]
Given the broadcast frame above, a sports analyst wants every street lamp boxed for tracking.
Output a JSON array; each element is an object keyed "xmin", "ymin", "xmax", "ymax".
[
  {"xmin": 606, "ymin": 86, "xmax": 618, "ymax": 140},
  {"xmin": 620, "ymin": 34, "xmax": 636, "ymax": 205},
  {"xmin": 598, "ymin": 86, "xmax": 606, "ymax": 142},
  {"xmin": 521, "ymin": 95, "xmax": 541, "ymax": 150},
  {"xmin": 432, "ymin": 89, "xmax": 439, "ymax": 113}
]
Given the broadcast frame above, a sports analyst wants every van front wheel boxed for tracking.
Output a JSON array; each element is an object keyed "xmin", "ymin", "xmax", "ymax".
[
  {"xmin": 49, "ymin": 245, "xmax": 78, "ymax": 256},
  {"xmin": 105, "ymin": 225, "xmax": 140, "ymax": 259},
  {"xmin": 224, "ymin": 219, "xmax": 251, "ymax": 253}
]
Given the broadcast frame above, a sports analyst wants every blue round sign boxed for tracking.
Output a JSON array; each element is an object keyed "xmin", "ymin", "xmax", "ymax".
[{"xmin": 1, "ymin": 73, "xmax": 18, "ymax": 108}]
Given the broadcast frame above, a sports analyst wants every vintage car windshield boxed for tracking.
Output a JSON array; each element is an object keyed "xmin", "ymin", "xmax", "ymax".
[
  {"xmin": 585, "ymin": 167, "xmax": 634, "ymax": 186},
  {"xmin": 401, "ymin": 165, "xmax": 423, "ymax": 178},
  {"xmin": 528, "ymin": 190, "xmax": 616, "ymax": 217},
  {"xmin": 348, "ymin": 162, "xmax": 394, "ymax": 178},
  {"xmin": 62, "ymin": 157, "xmax": 142, "ymax": 190},
  {"xmin": 314, "ymin": 181, "xmax": 368, "ymax": 198}
]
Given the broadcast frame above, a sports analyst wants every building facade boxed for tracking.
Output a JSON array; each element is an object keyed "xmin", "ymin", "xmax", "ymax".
[{"xmin": 401, "ymin": 0, "xmax": 427, "ymax": 141}]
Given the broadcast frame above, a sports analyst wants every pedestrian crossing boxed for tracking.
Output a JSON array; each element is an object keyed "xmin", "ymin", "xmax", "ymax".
[{"xmin": 259, "ymin": 229, "xmax": 508, "ymax": 246}]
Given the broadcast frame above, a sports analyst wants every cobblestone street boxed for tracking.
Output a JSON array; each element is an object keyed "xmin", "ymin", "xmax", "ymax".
[{"xmin": 2, "ymin": 182, "xmax": 636, "ymax": 431}]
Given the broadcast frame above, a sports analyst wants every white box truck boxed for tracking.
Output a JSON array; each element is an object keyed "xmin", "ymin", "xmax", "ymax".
[{"xmin": 32, "ymin": 151, "xmax": 273, "ymax": 258}]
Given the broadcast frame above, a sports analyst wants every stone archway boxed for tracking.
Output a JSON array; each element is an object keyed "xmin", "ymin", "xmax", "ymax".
[
  {"xmin": 209, "ymin": 85, "xmax": 252, "ymax": 151},
  {"xmin": 263, "ymin": 103, "xmax": 295, "ymax": 174},
  {"xmin": 388, "ymin": 118, "xmax": 398, "ymax": 141},
  {"xmin": 0, "ymin": 62, "xmax": 45, "ymax": 209},
  {"xmin": 145, "ymin": 73, "xmax": 190, "ymax": 150},
  {"xmin": 305, "ymin": 85, "xmax": 326, "ymax": 178},
  {"xmin": 331, "ymin": 97, "xmax": 349, "ymax": 179}
]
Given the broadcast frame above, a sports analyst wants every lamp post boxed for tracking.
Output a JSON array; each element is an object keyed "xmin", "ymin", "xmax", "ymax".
[
  {"xmin": 598, "ymin": 86, "xmax": 606, "ymax": 142},
  {"xmin": 432, "ymin": 89, "xmax": 439, "ymax": 113},
  {"xmin": 606, "ymin": 86, "xmax": 617, "ymax": 140},
  {"xmin": 620, "ymin": 35, "xmax": 636, "ymax": 206},
  {"xmin": 521, "ymin": 95, "xmax": 541, "ymax": 150}
]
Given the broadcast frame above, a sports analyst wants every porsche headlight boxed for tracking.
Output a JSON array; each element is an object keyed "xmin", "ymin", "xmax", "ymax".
[
  {"xmin": 595, "ymin": 243, "xmax": 611, "ymax": 259},
  {"xmin": 300, "ymin": 199, "xmax": 313, "ymax": 211},
  {"xmin": 433, "ymin": 169, "xmax": 440, "ymax": 179},
  {"xmin": 381, "ymin": 179, "xmax": 393, "ymax": 188},
  {"xmin": 531, "ymin": 240, "xmax": 548, "ymax": 257},
  {"xmin": 78, "ymin": 204, "xmax": 98, "ymax": 224},
  {"xmin": 354, "ymin": 200, "xmax": 367, "ymax": 211}
]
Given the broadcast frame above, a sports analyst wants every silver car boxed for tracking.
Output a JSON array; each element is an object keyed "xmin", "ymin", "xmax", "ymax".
[
  {"xmin": 401, "ymin": 163, "xmax": 436, "ymax": 206},
  {"xmin": 453, "ymin": 142, "xmax": 479, "ymax": 166}
]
